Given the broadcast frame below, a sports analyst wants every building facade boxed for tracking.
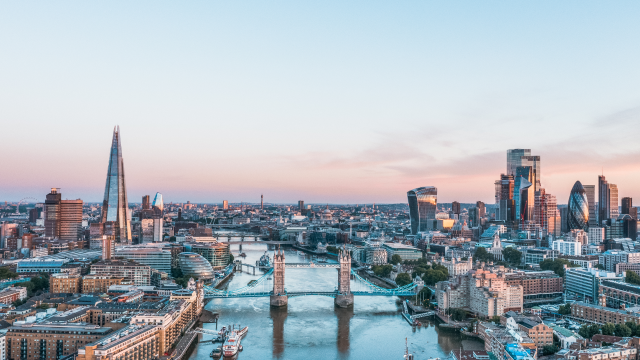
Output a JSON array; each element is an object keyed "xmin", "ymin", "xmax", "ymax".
[
  {"xmin": 90, "ymin": 260, "xmax": 151, "ymax": 286},
  {"xmin": 407, "ymin": 187, "xmax": 437, "ymax": 234},
  {"xmin": 50, "ymin": 273, "xmax": 82, "ymax": 294}
]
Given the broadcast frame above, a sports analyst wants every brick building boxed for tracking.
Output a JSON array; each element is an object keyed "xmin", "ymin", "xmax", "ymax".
[
  {"xmin": 82, "ymin": 275, "xmax": 123, "ymax": 293},
  {"xmin": 50, "ymin": 273, "xmax": 82, "ymax": 294},
  {"xmin": 505, "ymin": 270, "xmax": 564, "ymax": 305}
]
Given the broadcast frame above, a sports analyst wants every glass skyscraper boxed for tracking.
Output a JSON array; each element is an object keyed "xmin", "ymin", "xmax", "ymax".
[
  {"xmin": 407, "ymin": 187, "xmax": 437, "ymax": 235},
  {"xmin": 598, "ymin": 175, "xmax": 609, "ymax": 225},
  {"xmin": 100, "ymin": 126, "xmax": 132, "ymax": 243},
  {"xmin": 568, "ymin": 181, "xmax": 589, "ymax": 231},
  {"xmin": 507, "ymin": 149, "xmax": 531, "ymax": 177}
]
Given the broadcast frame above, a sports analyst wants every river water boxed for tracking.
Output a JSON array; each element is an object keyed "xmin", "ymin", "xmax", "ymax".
[{"xmin": 189, "ymin": 242, "xmax": 483, "ymax": 360}]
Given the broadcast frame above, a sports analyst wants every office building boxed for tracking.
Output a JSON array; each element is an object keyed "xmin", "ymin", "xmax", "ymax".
[
  {"xmin": 552, "ymin": 239, "xmax": 581, "ymax": 256},
  {"xmin": 382, "ymin": 243, "xmax": 422, "ymax": 261},
  {"xmin": 452, "ymin": 201, "xmax": 461, "ymax": 215},
  {"xmin": 44, "ymin": 188, "xmax": 83, "ymax": 240},
  {"xmin": 90, "ymin": 260, "xmax": 152, "ymax": 286},
  {"xmin": 142, "ymin": 195, "xmax": 150, "ymax": 210},
  {"xmin": 184, "ymin": 242, "xmax": 230, "ymax": 270},
  {"xmin": 599, "ymin": 175, "xmax": 610, "ymax": 224},
  {"xmin": 599, "ymin": 279, "xmax": 640, "ymax": 309},
  {"xmin": 50, "ymin": 273, "xmax": 82, "ymax": 293},
  {"xmin": 115, "ymin": 247, "xmax": 172, "ymax": 273},
  {"xmin": 178, "ymin": 253, "xmax": 215, "ymax": 279},
  {"xmin": 514, "ymin": 166, "xmax": 533, "ymax": 227},
  {"xmin": 584, "ymin": 185, "xmax": 597, "ymax": 227},
  {"xmin": 507, "ymin": 149, "xmax": 531, "ymax": 177},
  {"xmin": 609, "ymin": 184, "xmax": 619, "ymax": 219},
  {"xmin": 622, "ymin": 197, "xmax": 637, "ymax": 220},
  {"xmin": 99, "ymin": 126, "xmax": 132, "ymax": 244},
  {"xmin": 222, "ymin": 200, "xmax": 228, "ymax": 210},
  {"xmin": 565, "ymin": 267, "xmax": 623, "ymax": 304},
  {"xmin": 407, "ymin": 187, "xmax": 437, "ymax": 234},
  {"xmin": 567, "ymin": 181, "xmax": 589, "ymax": 231},
  {"xmin": 599, "ymin": 250, "xmax": 640, "ymax": 273},
  {"xmin": 588, "ymin": 227, "xmax": 605, "ymax": 244},
  {"xmin": 522, "ymin": 248, "xmax": 558, "ymax": 266},
  {"xmin": 298, "ymin": 200, "xmax": 304, "ymax": 212},
  {"xmin": 498, "ymin": 174, "xmax": 515, "ymax": 224}
]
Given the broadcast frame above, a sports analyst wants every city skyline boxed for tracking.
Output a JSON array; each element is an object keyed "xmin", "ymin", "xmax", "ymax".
[{"xmin": 2, "ymin": 2, "xmax": 640, "ymax": 203}]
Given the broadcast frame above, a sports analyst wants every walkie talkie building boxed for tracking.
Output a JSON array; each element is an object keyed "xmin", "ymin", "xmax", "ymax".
[
  {"xmin": 407, "ymin": 186, "xmax": 437, "ymax": 235},
  {"xmin": 100, "ymin": 126, "xmax": 132, "ymax": 243}
]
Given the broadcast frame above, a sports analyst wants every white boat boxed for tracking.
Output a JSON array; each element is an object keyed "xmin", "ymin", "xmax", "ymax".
[{"xmin": 222, "ymin": 326, "xmax": 248, "ymax": 357}]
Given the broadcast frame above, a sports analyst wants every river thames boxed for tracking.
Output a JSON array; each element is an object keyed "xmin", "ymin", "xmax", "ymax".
[{"xmin": 189, "ymin": 243, "xmax": 483, "ymax": 360}]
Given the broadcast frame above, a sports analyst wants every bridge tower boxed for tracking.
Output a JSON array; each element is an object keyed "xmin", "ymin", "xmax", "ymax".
[
  {"xmin": 335, "ymin": 248, "xmax": 354, "ymax": 308},
  {"xmin": 270, "ymin": 248, "xmax": 288, "ymax": 307}
]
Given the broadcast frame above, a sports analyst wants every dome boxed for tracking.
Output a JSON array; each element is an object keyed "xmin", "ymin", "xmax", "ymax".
[
  {"xmin": 568, "ymin": 181, "xmax": 589, "ymax": 231},
  {"xmin": 179, "ymin": 252, "xmax": 214, "ymax": 279}
]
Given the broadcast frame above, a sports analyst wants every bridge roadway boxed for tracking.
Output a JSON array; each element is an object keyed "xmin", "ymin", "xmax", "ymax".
[{"xmin": 205, "ymin": 290, "xmax": 418, "ymax": 299}]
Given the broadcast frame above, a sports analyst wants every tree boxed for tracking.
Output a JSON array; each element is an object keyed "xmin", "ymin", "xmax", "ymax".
[
  {"xmin": 502, "ymin": 248, "xmax": 522, "ymax": 265},
  {"xmin": 0, "ymin": 267, "xmax": 19, "ymax": 280},
  {"xmin": 474, "ymin": 247, "xmax": 494, "ymax": 263},
  {"xmin": 540, "ymin": 258, "xmax": 580, "ymax": 277},
  {"xmin": 601, "ymin": 323, "xmax": 615, "ymax": 336},
  {"xmin": 558, "ymin": 303, "xmax": 571, "ymax": 315},
  {"xmin": 391, "ymin": 254, "xmax": 403, "ymax": 265},
  {"xmin": 37, "ymin": 303, "xmax": 49, "ymax": 310},
  {"xmin": 395, "ymin": 273, "xmax": 412, "ymax": 287},
  {"xmin": 373, "ymin": 265, "xmax": 394, "ymax": 278},
  {"xmin": 626, "ymin": 271, "xmax": 640, "ymax": 285},
  {"xmin": 595, "ymin": 264, "xmax": 605, "ymax": 270},
  {"xmin": 229, "ymin": 253, "xmax": 235, "ymax": 263},
  {"xmin": 446, "ymin": 308, "xmax": 468, "ymax": 321},
  {"xmin": 615, "ymin": 324, "xmax": 632, "ymax": 337},
  {"xmin": 169, "ymin": 236, "xmax": 176, "ymax": 242},
  {"xmin": 422, "ymin": 269, "xmax": 448, "ymax": 286},
  {"xmin": 543, "ymin": 345, "xmax": 559, "ymax": 355},
  {"xmin": 431, "ymin": 264, "xmax": 449, "ymax": 277},
  {"xmin": 626, "ymin": 321, "xmax": 638, "ymax": 336},
  {"xmin": 579, "ymin": 324, "xmax": 601, "ymax": 339},
  {"xmin": 418, "ymin": 287, "xmax": 431, "ymax": 300}
]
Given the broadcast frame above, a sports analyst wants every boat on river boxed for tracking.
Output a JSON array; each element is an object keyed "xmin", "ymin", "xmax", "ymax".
[
  {"xmin": 222, "ymin": 326, "xmax": 248, "ymax": 357},
  {"xmin": 210, "ymin": 346, "xmax": 222, "ymax": 358},
  {"xmin": 258, "ymin": 252, "xmax": 271, "ymax": 267}
]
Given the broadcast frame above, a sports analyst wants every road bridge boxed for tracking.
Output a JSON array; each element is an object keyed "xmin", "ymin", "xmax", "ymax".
[{"xmin": 204, "ymin": 249, "xmax": 417, "ymax": 308}]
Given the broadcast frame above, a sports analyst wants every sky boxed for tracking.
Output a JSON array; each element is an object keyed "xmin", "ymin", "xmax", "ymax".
[{"xmin": 1, "ymin": 1, "xmax": 640, "ymax": 205}]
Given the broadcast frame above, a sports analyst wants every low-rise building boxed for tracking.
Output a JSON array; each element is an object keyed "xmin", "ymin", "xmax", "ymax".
[
  {"xmin": 82, "ymin": 275, "xmax": 124, "ymax": 294},
  {"xmin": 50, "ymin": 273, "xmax": 82, "ymax": 294},
  {"xmin": 565, "ymin": 267, "xmax": 623, "ymax": 304},
  {"xmin": 6, "ymin": 322, "xmax": 112, "ymax": 360},
  {"xmin": 505, "ymin": 270, "xmax": 564, "ymax": 305},
  {"xmin": 77, "ymin": 324, "xmax": 159, "ymax": 360},
  {"xmin": 90, "ymin": 260, "xmax": 152, "ymax": 286},
  {"xmin": 522, "ymin": 248, "xmax": 559, "ymax": 267},
  {"xmin": 599, "ymin": 251, "xmax": 640, "ymax": 273},
  {"xmin": 382, "ymin": 243, "xmax": 422, "ymax": 261},
  {"xmin": 571, "ymin": 300, "xmax": 640, "ymax": 325},
  {"xmin": 436, "ymin": 256, "xmax": 473, "ymax": 277}
]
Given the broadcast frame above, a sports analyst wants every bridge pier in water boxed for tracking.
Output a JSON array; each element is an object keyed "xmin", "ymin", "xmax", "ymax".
[
  {"xmin": 270, "ymin": 248, "xmax": 288, "ymax": 307},
  {"xmin": 334, "ymin": 249, "xmax": 353, "ymax": 308}
]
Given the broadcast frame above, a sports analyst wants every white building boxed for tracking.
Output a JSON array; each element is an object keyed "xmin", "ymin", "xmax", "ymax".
[
  {"xmin": 588, "ymin": 227, "xmax": 605, "ymax": 244},
  {"xmin": 552, "ymin": 240, "xmax": 581, "ymax": 256},
  {"xmin": 566, "ymin": 229, "xmax": 588, "ymax": 245},
  {"xmin": 436, "ymin": 256, "xmax": 473, "ymax": 277}
]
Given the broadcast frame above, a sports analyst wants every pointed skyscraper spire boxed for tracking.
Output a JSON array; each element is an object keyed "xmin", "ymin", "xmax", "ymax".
[{"xmin": 100, "ymin": 126, "xmax": 132, "ymax": 243}]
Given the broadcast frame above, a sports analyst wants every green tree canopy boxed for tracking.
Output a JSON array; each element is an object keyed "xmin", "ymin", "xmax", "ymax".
[
  {"xmin": 474, "ymin": 247, "xmax": 494, "ymax": 263},
  {"xmin": 558, "ymin": 303, "xmax": 571, "ymax": 315},
  {"xmin": 431, "ymin": 264, "xmax": 449, "ymax": 277},
  {"xmin": 391, "ymin": 254, "xmax": 403, "ymax": 265},
  {"xmin": 540, "ymin": 258, "xmax": 580, "ymax": 277},
  {"xmin": 578, "ymin": 324, "xmax": 601, "ymax": 339},
  {"xmin": 373, "ymin": 264, "xmax": 394, "ymax": 278},
  {"xmin": 626, "ymin": 271, "xmax": 640, "ymax": 285},
  {"xmin": 615, "ymin": 324, "xmax": 632, "ymax": 337},
  {"xmin": 395, "ymin": 272, "xmax": 412, "ymax": 287},
  {"xmin": 542, "ymin": 345, "xmax": 559, "ymax": 355},
  {"xmin": 422, "ymin": 269, "xmax": 448, "ymax": 286},
  {"xmin": 601, "ymin": 323, "xmax": 615, "ymax": 336},
  {"xmin": 502, "ymin": 248, "xmax": 522, "ymax": 265}
]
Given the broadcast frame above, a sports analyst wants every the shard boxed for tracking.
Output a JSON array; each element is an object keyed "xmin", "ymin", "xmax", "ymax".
[{"xmin": 100, "ymin": 126, "xmax": 132, "ymax": 243}]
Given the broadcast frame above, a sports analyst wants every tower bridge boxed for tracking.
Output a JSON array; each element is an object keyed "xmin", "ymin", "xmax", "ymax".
[{"xmin": 203, "ymin": 249, "xmax": 417, "ymax": 308}]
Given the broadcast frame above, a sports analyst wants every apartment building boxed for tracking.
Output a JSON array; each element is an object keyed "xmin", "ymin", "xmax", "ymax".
[
  {"xmin": 571, "ymin": 300, "xmax": 640, "ymax": 325},
  {"xmin": 77, "ymin": 324, "xmax": 159, "ymax": 360},
  {"xmin": 50, "ymin": 273, "xmax": 82, "ymax": 294},
  {"xmin": 436, "ymin": 256, "xmax": 473, "ymax": 277},
  {"xmin": 90, "ymin": 260, "xmax": 152, "ymax": 286},
  {"xmin": 599, "ymin": 251, "xmax": 640, "ymax": 273},
  {"xmin": 505, "ymin": 270, "xmax": 563, "ymax": 305},
  {"xmin": 82, "ymin": 275, "xmax": 123, "ymax": 293},
  {"xmin": 6, "ymin": 322, "xmax": 112, "ymax": 360}
]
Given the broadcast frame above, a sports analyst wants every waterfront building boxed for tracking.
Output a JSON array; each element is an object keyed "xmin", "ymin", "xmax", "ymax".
[
  {"xmin": 571, "ymin": 300, "xmax": 640, "ymax": 325},
  {"xmin": 115, "ymin": 247, "xmax": 172, "ymax": 273},
  {"xmin": 44, "ymin": 188, "xmax": 83, "ymax": 240},
  {"xmin": 568, "ymin": 181, "xmax": 589, "ymax": 231},
  {"xmin": 381, "ymin": 243, "xmax": 421, "ymax": 261},
  {"xmin": 552, "ymin": 239, "xmax": 581, "ymax": 256},
  {"xmin": 184, "ymin": 242, "xmax": 230, "ymax": 270},
  {"xmin": 99, "ymin": 126, "xmax": 132, "ymax": 244},
  {"xmin": 50, "ymin": 273, "xmax": 82, "ymax": 293},
  {"xmin": 565, "ymin": 267, "xmax": 623, "ymax": 304},
  {"xmin": 599, "ymin": 250, "xmax": 640, "ymax": 273},
  {"xmin": 436, "ymin": 265, "xmax": 523, "ymax": 317},
  {"xmin": 178, "ymin": 253, "xmax": 214, "ymax": 279},
  {"xmin": 76, "ymin": 324, "xmax": 158, "ymax": 360},
  {"xmin": 82, "ymin": 275, "xmax": 123, "ymax": 293},
  {"xmin": 7, "ymin": 322, "xmax": 113, "ymax": 360},
  {"xmin": 90, "ymin": 260, "xmax": 152, "ymax": 286},
  {"xmin": 407, "ymin": 186, "xmax": 437, "ymax": 234}
]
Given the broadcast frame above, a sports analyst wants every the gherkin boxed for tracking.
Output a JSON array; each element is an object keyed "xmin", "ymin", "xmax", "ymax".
[
  {"xmin": 100, "ymin": 126, "xmax": 132, "ymax": 243},
  {"xmin": 568, "ymin": 181, "xmax": 589, "ymax": 231}
]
